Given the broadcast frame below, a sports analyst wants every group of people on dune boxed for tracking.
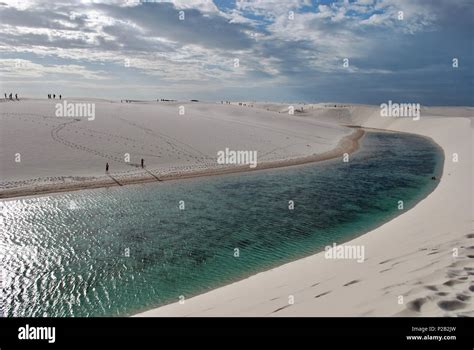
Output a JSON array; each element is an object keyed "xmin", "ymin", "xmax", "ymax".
[
  {"xmin": 3, "ymin": 93, "xmax": 66, "ymax": 101},
  {"xmin": 4, "ymin": 93, "xmax": 19, "ymax": 101}
]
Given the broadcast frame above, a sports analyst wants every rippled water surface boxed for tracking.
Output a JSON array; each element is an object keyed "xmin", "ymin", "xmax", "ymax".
[{"xmin": 1, "ymin": 131, "xmax": 443, "ymax": 317}]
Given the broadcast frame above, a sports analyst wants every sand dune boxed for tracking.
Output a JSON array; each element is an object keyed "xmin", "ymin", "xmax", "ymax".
[{"xmin": 0, "ymin": 99, "xmax": 354, "ymax": 198}]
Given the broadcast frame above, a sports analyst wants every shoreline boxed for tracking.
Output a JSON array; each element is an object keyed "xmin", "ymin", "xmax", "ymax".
[
  {"xmin": 132, "ymin": 129, "xmax": 444, "ymax": 317},
  {"xmin": 130, "ymin": 138, "xmax": 444, "ymax": 317},
  {"xmin": 0, "ymin": 128, "xmax": 364, "ymax": 200},
  {"xmin": 134, "ymin": 114, "xmax": 472, "ymax": 317}
]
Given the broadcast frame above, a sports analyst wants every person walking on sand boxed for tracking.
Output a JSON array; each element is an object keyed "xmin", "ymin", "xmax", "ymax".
[
  {"xmin": 141, "ymin": 158, "xmax": 144, "ymax": 168},
  {"xmin": 4, "ymin": 93, "xmax": 6, "ymax": 99},
  {"xmin": 106, "ymin": 162, "xmax": 109, "ymax": 173},
  {"xmin": 59, "ymin": 94, "xmax": 62, "ymax": 100},
  {"xmin": 53, "ymin": 94, "xmax": 56, "ymax": 99},
  {"xmin": 15, "ymin": 93, "xmax": 18, "ymax": 100},
  {"xmin": 9, "ymin": 93, "xmax": 12, "ymax": 100}
]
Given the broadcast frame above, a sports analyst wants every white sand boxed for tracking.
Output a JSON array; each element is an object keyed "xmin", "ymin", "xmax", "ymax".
[
  {"xmin": 135, "ymin": 105, "xmax": 473, "ymax": 317},
  {"xmin": 0, "ymin": 99, "xmax": 352, "ymax": 197}
]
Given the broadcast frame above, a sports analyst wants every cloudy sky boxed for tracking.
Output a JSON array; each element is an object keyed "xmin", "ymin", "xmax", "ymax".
[{"xmin": 0, "ymin": 0, "xmax": 472, "ymax": 105}]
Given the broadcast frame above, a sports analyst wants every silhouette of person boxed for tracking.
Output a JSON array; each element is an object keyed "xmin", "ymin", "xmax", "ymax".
[
  {"xmin": 106, "ymin": 162, "xmax": 109, "ymax": 173},
  {"xmin": 4, "ymin": 93, "xmax": 6, "ymax": 99},
  {"xmin": 53, "ymin": 94, "xmax": 55, "ymax": 99},
  {"xmin": 141, "ymin": 158, "xmax": 144, "ymax": 168},
  {"xmin": 59, "ymin": 95, "xmax": 62, "ymax": 100},
  {"xmin": 9, "ymin": 93, "xmax": 12, "ymax": 100},
  {"xmin": 15, "ymin": 94, "xmax": 18, "ymax": 100}
]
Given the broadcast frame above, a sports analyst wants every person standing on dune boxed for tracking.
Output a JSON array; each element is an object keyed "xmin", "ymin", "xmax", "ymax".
[
  {"xmin": 106, "ymin": 162, "xmax": 109, "ymax": 173},
  {"xmin": 141, "ymin": 158, "xmax": 144, "ymax": 168}
]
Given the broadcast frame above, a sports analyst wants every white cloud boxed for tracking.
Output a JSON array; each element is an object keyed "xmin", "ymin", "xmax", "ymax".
[{"xmin": 0, "ymin": 59, "xmax": 109, "ymax": 79}]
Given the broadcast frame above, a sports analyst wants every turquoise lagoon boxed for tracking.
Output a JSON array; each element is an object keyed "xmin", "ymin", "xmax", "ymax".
[{"xmin": 1, "ymin": 131, "xmax": 443, "ymax": 317}]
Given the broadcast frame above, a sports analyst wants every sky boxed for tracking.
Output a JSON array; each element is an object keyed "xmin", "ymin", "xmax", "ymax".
[{"xmin": 0, "ymin": 0, "xmax": 473, "ymax": 105}]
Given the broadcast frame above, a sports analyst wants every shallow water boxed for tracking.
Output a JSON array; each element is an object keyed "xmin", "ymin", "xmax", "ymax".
[{"xmin": 1, "ymin": 131, "xmax": 443, "ymax": 317}]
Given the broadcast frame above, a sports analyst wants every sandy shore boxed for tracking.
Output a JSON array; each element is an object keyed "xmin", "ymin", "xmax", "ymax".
[
  {"xmin": 0, "ymin": 127, "xmax": 363, "ymax": 199},
  {"xmin": 135, "ymin": 105, "xmax": 473, "ymax": 317},
  {"xmin": 0, "ymin": 99, "xmax": 356, "ymax": 199}
]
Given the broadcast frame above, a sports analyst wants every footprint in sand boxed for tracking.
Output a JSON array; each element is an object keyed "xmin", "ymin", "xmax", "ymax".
[
  {"xmin": 314, "ymin": 291, "xmax": 331, "ymax": 298},
  {"xmin": 406, "ymin": 298, "xmax": 426, "ymax": 312},
  {"xmin": 343, "ymin": 279, "xmax": 360, "ymax": 287},
  {"xmin": 437, "ymin": 300, "xmax": 467, "ymax": 311},
  {"xmin": 271, "ymin": 304, "xmax": 291, "ymax": 314},
  {"xmin": 456, "ymin": 293, "xmax": 470, "ymax": 302},
  {"xmin": 443, "ymin": 279, "xmax": 464, "ymax": 287}
]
